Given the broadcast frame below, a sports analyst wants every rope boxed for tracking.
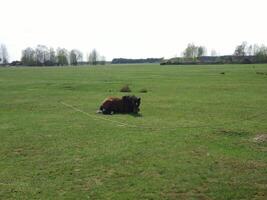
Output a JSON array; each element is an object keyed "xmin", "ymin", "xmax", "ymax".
[
  {"xmin": 60, "ymin": 101, "xmax": 267, "ymax": 131},
  {"xmin": 60, "ymin": 101, "xmax": 138, "ymax": 128}
]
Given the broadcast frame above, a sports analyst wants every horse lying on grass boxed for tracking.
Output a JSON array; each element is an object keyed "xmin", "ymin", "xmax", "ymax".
[{"xmin": 97, "ymin": 95, "xmax": 141, "ymax": 115}]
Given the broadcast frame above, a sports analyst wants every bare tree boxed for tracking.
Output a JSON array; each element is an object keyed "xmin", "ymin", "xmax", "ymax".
[
  {"xmin": 88, "ymin": 49, "xmax": 98, "ymax": 65},
  {"xmin": 48, "ymin": 47, "xmax": 57, "ymax": 66},
  {"xmin": 234, "ymin": 41, "xmax": 247, "ymax": 56},
  {"xmin": 254, "ymin": 44, "xmax": 267, "ymax": 62},
  {"xmin": 183, "ymin": 43, "xmax": 206, "ymax": 59},
  {"xmin": 21, "ymin": 47, "xmax": 36, "ymax": 66},
  {"xmin": 197, "ymin": 46, "xmax": 207, "ymax": 57},
  {"xmin": 35, "ymin": 45, "xmax": 49, "ymax": 65},
  {"xmin": 253, "ymin": 44, "xmax": 260, "ymax": 55},
  {"xmin": 99, "ymin": 56, "xmax": 106, "ymax": 65},
  {"xmin": 0, "ymin": 44, "xmax": 9, "ymax": 64},
  {"xmin": 183, "ymin": 43, "xmax": 198, "ymax": 59},
  {"xmin": 70, "ymin": 49, "xmax": 83, "ymax": 65},
  {"xmin": 247, "ymin": 45, "xmax": 253, "ymax": 56},
  {"xmin": 57, "ymin": 48, "xmax": 69, "ymax": 66}
]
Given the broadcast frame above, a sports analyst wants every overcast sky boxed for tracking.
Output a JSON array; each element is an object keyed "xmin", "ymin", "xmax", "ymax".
[{"xmin": 1, "ymin": 0, "xmax": 267, "ymax": 61}]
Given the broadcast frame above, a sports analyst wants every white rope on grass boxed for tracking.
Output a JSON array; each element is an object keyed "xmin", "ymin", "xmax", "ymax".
[
  {"xmin": 60, "ymin": 101, "xmax": 138, "ymax": 128},
  {"xmin": 60, "ymin": 101, "xmax": 267, "ymax": 131},
  {"xmin": 60, "ymin": 101, "xmax": 211, "ymax": 130}
]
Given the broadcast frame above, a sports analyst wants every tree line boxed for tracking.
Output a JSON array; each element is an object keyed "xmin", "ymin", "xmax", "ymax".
[
  {"xmin": 0, "ymin": 43, "xmax": 105, "ymax": 66},
  {"xmin": 161, "ymin": 42, "xmax": 267, "ymax": 65},
  {"xmin": 1, "ymin": 41, "xmax": 267, "ymax": 66},
  {"xmin": 182, "ymin": 42, "xmax": 267, "ymax": 59},
  {"xmin": 21, "ymin": 45, "xmax": 105, "ymax": 66},
  {"xmin": 233, "ymin": 41, "xmax": 267, "ymax": 62}
]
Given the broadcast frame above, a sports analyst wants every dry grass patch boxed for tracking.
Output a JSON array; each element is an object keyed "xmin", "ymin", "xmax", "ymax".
[{"xmin": 253, "ymin": 134, "xmax": 267, "ymax": 143}]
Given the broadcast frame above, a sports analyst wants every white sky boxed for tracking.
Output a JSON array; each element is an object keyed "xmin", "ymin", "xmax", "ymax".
[{"xmin": 1, "ymin": 0, "xmax": 267, "ymax": 61}]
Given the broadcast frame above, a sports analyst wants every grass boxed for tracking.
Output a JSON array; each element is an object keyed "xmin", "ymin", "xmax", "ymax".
[{"xmin": 0, "ymin": 64, "xmax": 266, "ymax": 199}]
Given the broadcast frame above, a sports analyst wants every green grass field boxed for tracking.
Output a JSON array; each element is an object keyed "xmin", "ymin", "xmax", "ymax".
[{"xmin": 0, "ymin": 64, "xmax": 267, "ymax": 199}]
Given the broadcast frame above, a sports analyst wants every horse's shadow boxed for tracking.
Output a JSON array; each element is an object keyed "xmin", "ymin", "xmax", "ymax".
[{"xmin": 96, "ymin": 110, "xmax": 143, "ymax": 117}]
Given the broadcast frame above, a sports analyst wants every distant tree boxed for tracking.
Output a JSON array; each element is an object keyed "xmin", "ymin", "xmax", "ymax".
[
  {"xmin": 183, "ymin": 43, "xmax": 198, "ymax": 59},
  {"xmin": 234, "ymin": 41, "xmax": 247, "ymax": 56},
  {"xmin": 99, "ymin": 56, "xmax": 106, "ymax": 65},
  {"xmin": 247, "ymin": 45, "xmax": 253, "ymax": 56},
  {"xmin": 70, "ymin": 49, "xmax": 83, "ymax": 65},
  {"xmin": 254, "ymin": 44, "xmax": 267, "ymax": 62},
  {"xmin": 0, "ymin": 44, "xmax": 9, "ymax": 64},
  {"xmin": 48, "ymin": 47, "xmax": 57, "ymax": 66},
  {"xmin": 57, "ymin": 48, "xmax": 69, "ymax": 66},
  {"xmin": 88, "ymin": 49, "xmax": 98, "ymax": 65},
  {"xmin": 252, "ymin": 44, "xmax": 260, "ymax": 55},
  {"xmin": 183, "ymin": 43, "xmax": 206, "ymax": 59},
  {"xmin": 35, "ymin": 45, "xmax": 49, "ymax": 65},
  {"xmin": 197, "ymin": 46, "xmax": 207, "ymax": 57},
  {"xmin": 21, "ymin": 47, "xmax": 36, "ymax": 66}
]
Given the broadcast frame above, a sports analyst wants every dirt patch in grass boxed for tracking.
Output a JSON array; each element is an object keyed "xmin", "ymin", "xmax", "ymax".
[
  {"xmin": 120, "ymin": 85, "xmax": 131, "ymax": 92},
  {"xmin": 253, "ymin": 134, "xmax": 267, "ymax": 143},
  {"xmin": 62, "ymin": 85, "xmax": 76, "ymax": 90},
  {"xmin": 139, "ymin": 88, "xmax": 148, "ymax": 93}
]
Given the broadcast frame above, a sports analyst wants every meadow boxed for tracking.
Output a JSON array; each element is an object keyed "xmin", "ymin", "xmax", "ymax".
[{"xmin": 0, "ymin": 64, "xmax": 266, "ymax": 199}]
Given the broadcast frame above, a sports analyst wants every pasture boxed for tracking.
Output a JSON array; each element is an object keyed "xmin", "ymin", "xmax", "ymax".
[{"xmin": 0, "ymin": 64, "xmax": 267, "ymax": 199}]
